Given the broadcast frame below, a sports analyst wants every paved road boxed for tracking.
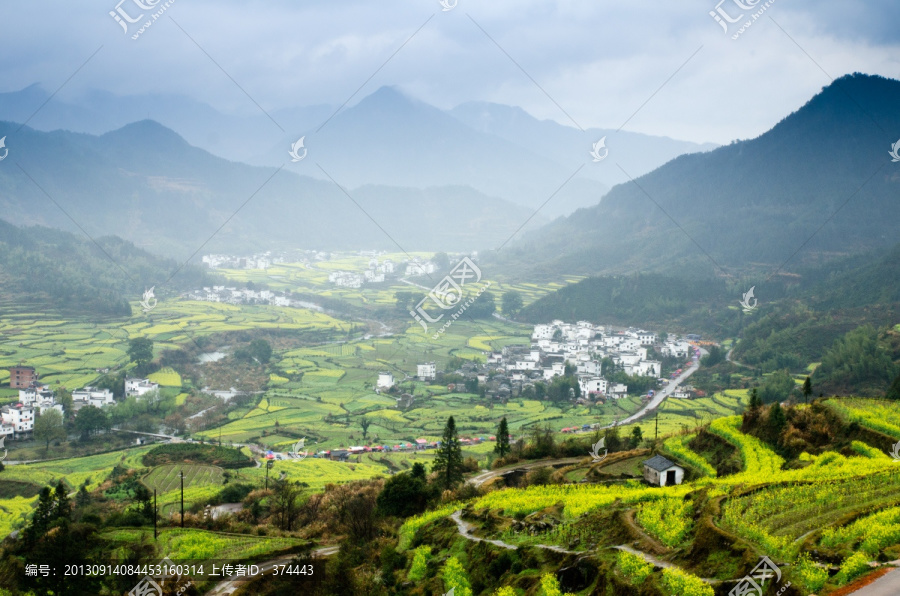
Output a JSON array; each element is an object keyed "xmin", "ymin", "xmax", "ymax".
[
  {"xmin": 207, "ymin": 546, "xmax": 339, "ymax": 596},
  {"xmin": 849, "ymin": 567, "xmax": 900, "ymax": 596}
]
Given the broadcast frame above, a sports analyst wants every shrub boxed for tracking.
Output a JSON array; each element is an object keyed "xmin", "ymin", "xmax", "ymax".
[
  {"xmin": 408, "ymin": 546, "xmax": 430, "ymax": 582},
  {"xmin": 793, "ymin": 553, "xmax": 828, "ymax": 592},
  {"xmin": 836, "ymin": 552, "xmax": 871, "ymax": 585},
  {"xmin": 659, "ymin": 567, "xmax": 714, "ymax": 596},
  {"xmin": 442, "ymin": 556, "xmax": 473, "ymax": 596},
  {"xmin": 616, "ymin": 550, "xmax": 653, "ymax": 585}
]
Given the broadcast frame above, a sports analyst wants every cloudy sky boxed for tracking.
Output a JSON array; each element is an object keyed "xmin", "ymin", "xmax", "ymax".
[{"xmin": 2, "ymin": 0, "xmax": 899, "ymax": 144}]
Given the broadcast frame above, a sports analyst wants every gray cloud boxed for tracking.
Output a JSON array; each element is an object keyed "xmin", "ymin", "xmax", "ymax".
[{"xmin": 0, "ymin": 0, "xmax": 897, "ymax": 144}]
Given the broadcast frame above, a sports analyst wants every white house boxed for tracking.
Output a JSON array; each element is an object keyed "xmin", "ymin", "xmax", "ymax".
[
  {"xmin": 417, "ymin": 363, "xmax": 436, "ymax": 381},
  {"xmin": 125, "ymin": 378, "xmax": 160, "ymax": 397},
  {"xmin": 672, "ymin": 386, "xmax": 692, "ymax": 399},
  {"xmin": 642, "ymin": 455, "xmax": 685, "ymax": 486},
  {"xmin": 637, "ymin": 331, "xmax": 656, "ymax": 345},
  {"xmin": 635, "ymin": 360, "xmax": 662, "ymax": 377},
  {"xmin": 579, "ymin": 376, "xmax": 608, "ymax": 395},
  {"xmin": 72, "ymin": 387, "xmax": 115, "ymax": 408},
  {"xmin": 1, "ymin": 404, "xmax": 34, "ymax": 435},
  {"xmin": 609, "ymin": 383, "xmax": 628, "ymax": 399},
  {"xmin": 376, "ymin": 372, "xmax": 395, "ymax": 389}
]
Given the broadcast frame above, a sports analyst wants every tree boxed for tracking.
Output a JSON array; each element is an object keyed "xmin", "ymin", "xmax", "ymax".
[
  {"xmin": 802, "ymin": 376, "xmax": 812, "ymax": 404},
  {"xmin": 270, "ymin": 479, "xmax": 304, "ymax": 531},
  {"xmin": 701, "ymin": 345, "xmax": 725, "ymax": 367},
  {"xmin": 766, "ymin": 403, "xmax": 787, "ymax": 442},
  {"xmin": 464, "ymin": 377, "xmax": 479, "ymax": 394},
  {"xmin": 34, "ymin": 409, "xmax": 66, "ymax": 451},
  {"xmin": 53, "ymin": 387, "xmax": 73, "ymax": 419},
  {"xmin": 494, "ymin": 417, "xmax": 510, "ymax": 458},
  {"xmin": 431, "ymin": 252, "xmax": 451, "ymax": 271},
  {"xmin": 377, "ymin": 469, "xmax": 428, "ymax": 517},
  {"xmin": 432, "ymin": 416, "xmax": 464, "ymax": 490},
  {"xmin": 630, "ymin": 426, "xmax": 643, "ymax": 449},
  {"xmin": 748, "ymin": 387, "xmax": 762, "ymax": 410},
  {"xmin": 888, "ymin": 372, "xmax": 900, "ymax": 401},
  {"xmin": 127, "ymin": 337, "xmax": 154, "ymax": 367},
  {"xmin": 248, "ymin": 339, "xmax": 273, "ymax": 364},
  {"xmin": 75, "ymin": 405, "xmax": 108, "ymax": 440},
  {"xmin": 53, "ymin": 481, "xmax": 71, "ymax": 520},
  {"xmin": 501, "ymin": 291, "xmax": 524, "ymax": 317},
  {"xmin": 133, "ymin": 484, "xmax": 153, "ymax": 521},
  {"xmin": 360, "ymin": 417, "xmax": 371, "ymax": 440},
  {"xmin": 759, "ymin": 370, "xmax": 795, "ymax": 404}
]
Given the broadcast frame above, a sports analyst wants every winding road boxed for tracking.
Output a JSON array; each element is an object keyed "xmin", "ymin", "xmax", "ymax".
[{"xmin": 206, "ymin": 546, "xmax": 339, "ymax": 596}]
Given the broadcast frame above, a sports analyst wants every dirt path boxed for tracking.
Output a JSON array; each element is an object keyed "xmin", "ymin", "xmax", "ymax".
[
  {"xmin": 450, "ymin": 510, "xmax": 582, "ymax": 554},
  {"xmin": 468, "ymin": 457, "xmax": 584, "ymax": 487},
  {"xmin": 206, "ymin": 546, "xmax": 339, "ymax": 596}
]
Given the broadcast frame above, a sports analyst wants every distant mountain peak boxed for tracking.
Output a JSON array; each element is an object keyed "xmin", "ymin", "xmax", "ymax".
[{"xmin": 101, "ymin": 119, "xmax": 189, "ymax": 148}]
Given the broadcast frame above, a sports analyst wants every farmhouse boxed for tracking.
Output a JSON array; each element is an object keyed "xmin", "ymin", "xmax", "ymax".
[
  {"xmin": 642, "ymin": 455, "xmax": 685, "ymax": 487},
  {"xmin": 8, "ymin": 366, "xmax": 38, "ymax": 389},
  {"xmin": 72, "ymin": 387, "xmax": 115, "ymax": 408},
  {"xmin": 125, "ymin": 378, "xmax": 160, "ymax": 397},
  {"xmin": 417, "ymin": 362, "xmax": 436, "ymax": 381},
  {"xmin": 376, "ymin": 372, "xmax": 394, "ymax": 389},
  {"xmin": 1, "ymin": 404, "xmax": 35, "ymax": 437}
]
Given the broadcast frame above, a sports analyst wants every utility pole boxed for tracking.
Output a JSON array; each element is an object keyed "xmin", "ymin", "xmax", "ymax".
[
  {"xmin": 153, "ymin": 489, "xmax": 158, "ymax": 540},
  {"xmin": 180, "ymin": 470, "xmax": 184, "ymax": 528},
  {"xmin": 655, "ymin": 412, "xmax": 659, "ymax": 440}
]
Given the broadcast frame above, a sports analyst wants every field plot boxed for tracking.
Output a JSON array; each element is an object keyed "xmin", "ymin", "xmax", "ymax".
[
  {"xmin": 143, "ymin": 464, "xmax": 224, "ymax": 494},
  {"xmin": 101, "ymin": 527, "xmax": 305, "ymax": 561}
]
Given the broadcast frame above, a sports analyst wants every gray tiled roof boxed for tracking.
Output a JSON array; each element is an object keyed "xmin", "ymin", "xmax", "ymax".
[{"xmin": 643, "ymin": 454, "xmax": 677, "ymax": 472}]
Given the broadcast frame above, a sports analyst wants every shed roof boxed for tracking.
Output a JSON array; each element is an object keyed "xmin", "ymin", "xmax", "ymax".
[{"xmin": 643, "ymin": 454, "xmax": 679, "ymax": 472}]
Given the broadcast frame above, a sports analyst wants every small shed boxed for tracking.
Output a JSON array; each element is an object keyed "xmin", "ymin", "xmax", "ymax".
[{"xmin": 642, "ymin": 455, "xmax": 684, "ymax": 487}]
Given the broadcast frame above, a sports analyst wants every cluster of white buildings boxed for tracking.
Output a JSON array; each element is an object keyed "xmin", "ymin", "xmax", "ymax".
[
  {"xmin": 185, "ymin": 286, "xmax": 293, "ymax": 307},
  {"xmin": 0, "ymin": 376, "xmax": 161, "ymax": 440},
  {"xmin": 202, "ymin": 251, "xmax": 291, "ymax": 270},
  {"xmin": 482, "ymin": 321, "xmax": 672, "ymax": 401},
  {"xmin": 329, "ymin": 258, "xmax": 394, "ymax": 288}
]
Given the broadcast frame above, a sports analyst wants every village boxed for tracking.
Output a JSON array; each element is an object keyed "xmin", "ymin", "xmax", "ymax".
[{"xmin": 0, "ymin": 365, "xmax": 161, "ymax": 441}]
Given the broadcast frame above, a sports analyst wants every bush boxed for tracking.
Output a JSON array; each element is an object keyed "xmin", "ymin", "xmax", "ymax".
[
  {"xmin": 793, "ymin": 553, "xmax": 828, "ymax": 592},
  {"xmin": 442, "ymin": 556, "xmax": 473, "ymax": 596},
  {"xmin": 616, "ymin": 551, "xmax": 653, "ymax": 585},
  {"xmin": 408, "ymin": 546, "xmax": 431, "ymax": 582},
  {"xmin": 836, "ymin": 552, "xmax": 871, "ymax": 585},
  {"xmin": 659, "ymin": 567, "xmax": 714, "ymax": 596}
]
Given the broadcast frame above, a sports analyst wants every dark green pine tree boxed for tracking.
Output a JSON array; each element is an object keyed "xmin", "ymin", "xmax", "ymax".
[
  {"xmin": 887, "ymin": 372, "xmax": 900, "ymax": 401},
  {"xmin": 802, "ymin": 376, "xmax": 812, "ymax": 404},
  {"xmin": 53, "ymin": 481, "xmax": 71, "ymax": 520},
  {"xmin": 494, "ymin": 417, "xmax": 511, "ymax": 458},
  {"xmin": 432, "ymin": 416, "xmax": 464, "ymax": 490},
  {"xmin": 748, "ymin": 387, "xmax": 762, "ymax": 410}
]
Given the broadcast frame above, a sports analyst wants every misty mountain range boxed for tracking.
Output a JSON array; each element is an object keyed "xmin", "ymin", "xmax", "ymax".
[
  {"xmin": 0, "ymin": 84, "xmax": 715, "ymax": 219},
  {"xmin": 495, "ymin": 73, "xmax": 900, "ymax": 279}
]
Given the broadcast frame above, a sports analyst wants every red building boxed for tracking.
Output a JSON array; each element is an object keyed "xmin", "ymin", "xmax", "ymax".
[{"xmin": 8, "ymin": 366, "xmax": 38, "ymax": 389}]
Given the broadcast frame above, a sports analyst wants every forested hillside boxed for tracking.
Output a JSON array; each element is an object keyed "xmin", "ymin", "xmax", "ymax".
[{"xmin": 0, "ymin": 219, "xmax": 216, "ymax": 315}]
